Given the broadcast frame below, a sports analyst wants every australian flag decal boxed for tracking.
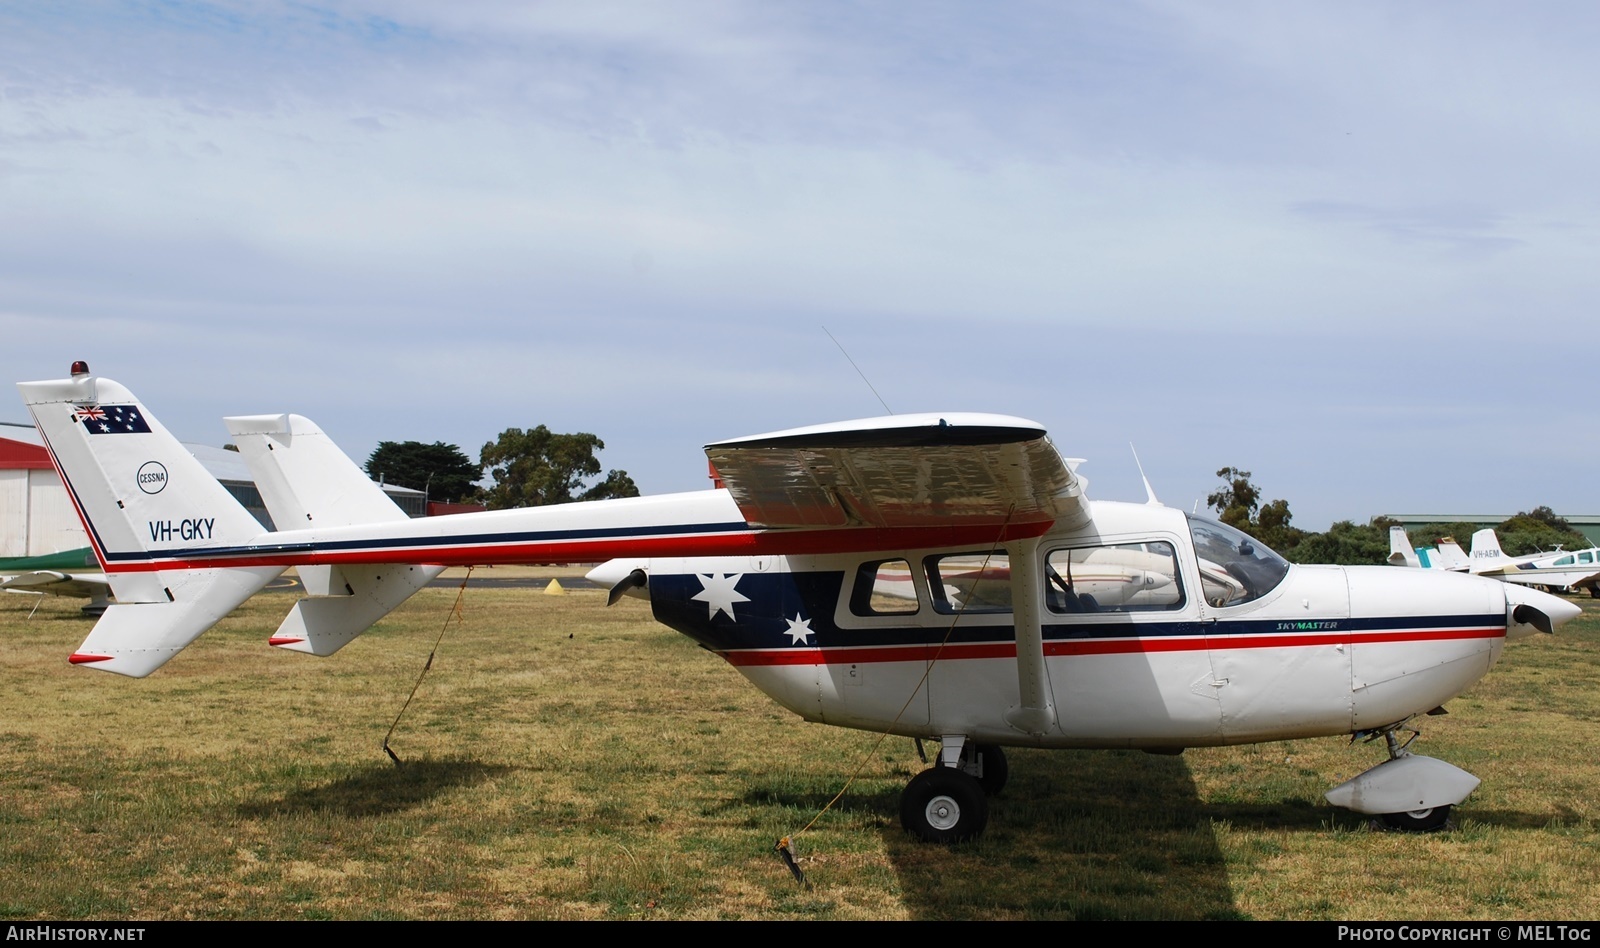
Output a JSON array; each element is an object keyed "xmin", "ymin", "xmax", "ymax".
[{"xmin": 74, "ymin": 404, "xmax": 151, "ymax": 435}]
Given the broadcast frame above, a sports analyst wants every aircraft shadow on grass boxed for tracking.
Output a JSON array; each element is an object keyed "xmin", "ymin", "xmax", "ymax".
[
  {"xmin": 740, "ymin": 747, "xmax": 1420, "ymax": 920},
  {"xmin": 735, "ymin": 749, "xmax": 1231, "ymax": 919},
  {"xmin": 236, "ymin": 756, "xmax": 512, "ymax": 819}
]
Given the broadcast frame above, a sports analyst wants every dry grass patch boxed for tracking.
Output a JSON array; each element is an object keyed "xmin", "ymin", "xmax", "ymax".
[{"xmin": 1, "ymin": 584, "xmax": 1597, "ymax": 920}]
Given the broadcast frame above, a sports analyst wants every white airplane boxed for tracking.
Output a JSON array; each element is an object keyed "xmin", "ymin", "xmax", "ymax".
[
  {"xmin": 1468, "ymin": 529, "xmax": 1600, "ymax": 594},
  {"xmin": 1, "ymin": 569, "xmax": 112, "ymax": 615},
  {"xmin": 1387, "ymin": 526, "xmax": 1469, "ymax": 571},
  {"xmin": 18, "ymin": 362, "xmax": 1581, "ymax": 842}
]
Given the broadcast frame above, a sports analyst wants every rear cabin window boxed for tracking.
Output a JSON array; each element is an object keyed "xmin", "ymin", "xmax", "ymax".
[
  {"xmin": 926, "ymin": 552, "xmax": 1013, "ymax": 614},
  {"xmin": 1045, "ymin": 541, "xmax": 1185, "ymax": 614},
  {"xmin": 849, "ymin": 559, "xmax": 921, "ymax": 616}
]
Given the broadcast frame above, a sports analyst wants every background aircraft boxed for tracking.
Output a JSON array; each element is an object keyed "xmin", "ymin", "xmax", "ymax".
[
  {"xmin": 1394, "ymin": 525, "xmax": 1600, "ymax": 596},
  {"xmin": 1468, "ymin": 529, "xmax": 1600, "ymax": 594},
  {"xmin": 1, "ymin": 568, "xmax": 110, "ymax": 615},
  {"xmin": 19, "ymin": 363, "xmax": 1580, "ymax": 842},
  {"xmin": 1388, "ymin": 526, "xmax": 1469, "ymax": 571}
]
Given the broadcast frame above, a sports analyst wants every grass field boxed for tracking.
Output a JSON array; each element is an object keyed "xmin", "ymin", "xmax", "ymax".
[{"xmin": 2, "ymin": 572, "xmax": 1597, "ymax": 921}]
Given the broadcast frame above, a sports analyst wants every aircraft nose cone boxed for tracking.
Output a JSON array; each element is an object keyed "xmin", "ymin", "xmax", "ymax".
[{"xmin": 1502, "ymin": 583, "xmax": 1582, "ymax": 638}]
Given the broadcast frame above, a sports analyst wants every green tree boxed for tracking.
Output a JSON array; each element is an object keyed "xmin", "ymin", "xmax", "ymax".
[
  {"xmin": 479, "ymin": 426, "xmax": 640, "ymax": 509},
  {"xmin": 1285, "ymin": 519, "xmax": 1390, "ymax": 565},
  {"xmin": 1206, "ymin": 467, "xmax": 1307, "ymax": 555},
  {"xmin": 365, "ymin": 441, "xmax": 481, "ymax": 503},
  {"xmin": 1206, "ymin": 466, "xmax": 1260, "ymax": 530},
  {"xmin": 1496, "ymin": 508, "xmax": 1590, "ymax": 556}
]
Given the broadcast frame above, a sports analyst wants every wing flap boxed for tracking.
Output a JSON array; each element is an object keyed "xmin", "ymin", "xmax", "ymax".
[{"xmin": 705, "ymin": 413, "xmax": 1089, "ymax": 532}]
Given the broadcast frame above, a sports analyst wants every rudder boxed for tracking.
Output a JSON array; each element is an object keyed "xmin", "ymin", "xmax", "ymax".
[
  {"xmin": 223, "ymin": 412, "xmax": 444, "ymax": 656},
  {"xmin": 18, "ymin": 364, "xmax": 283, "ymax": 676}
]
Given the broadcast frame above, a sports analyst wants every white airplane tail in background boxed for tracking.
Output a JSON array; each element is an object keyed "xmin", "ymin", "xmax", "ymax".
[
  {"xmin": 1468, "ymin": 528, "xmax": 1509, "ymax": 572},
  {"xmin": 224, "ymin": 414, "xmax": 444, "ymax": 657},
  {"xmin": 1388, "ymin": 526, "xmax": 1420, "ymax": 567},
  {"xmin": 1430, "ymin": 537, "xmax": 1471, "ymax": 571},
  {"xmin": 1389, "ymin": 525, "xmax": 1471, "ymax": 572},
  {"xmin": 17, "ymin": 363, "xmax": 283, "ymax": 677}
]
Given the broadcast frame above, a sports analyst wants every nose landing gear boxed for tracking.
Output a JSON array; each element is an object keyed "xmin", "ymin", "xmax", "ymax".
[{"xmin": 1326, "ymin": 718, "xmax": 1479, "ymax": 833}]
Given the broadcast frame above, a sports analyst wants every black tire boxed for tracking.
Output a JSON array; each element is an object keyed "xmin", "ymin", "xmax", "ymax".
[
  {"xmin": 900, "ymin": 767, "xmax": 989, "ymax": 843},
  {"xmin": 1378, "ymin": 804, "xmax": 1452, "ymax": 832},
  {"xmin": 971, "ymin": 744, "xmax": 1008, "ymax": 796}
]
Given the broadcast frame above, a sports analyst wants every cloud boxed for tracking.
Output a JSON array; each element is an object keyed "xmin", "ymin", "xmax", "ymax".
[{"xmin": 4, "ymin": 2, "xmax": 1600, "ymax": 528}]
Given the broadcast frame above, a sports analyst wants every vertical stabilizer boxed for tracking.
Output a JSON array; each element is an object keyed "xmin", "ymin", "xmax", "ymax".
[
  {"xmin": 1468, "ymin": 528, "xmax": 1507, "ymax": 573},
  {"xmin": 17, "ymin": 365, "xmax": 283, "ymax": 676},
  {"xmin": 1434, "ymin": 537, "xmax": 1471, "ymax": 571},
  {"xmin": 223, "ymin": 414, "xmax": 411, "ymax": 531},
  {"xmin": 1388, "ymin": 526, "xmax": 1420, "ymax": 568},
  {"xmin": 223, "ymin": 413, "xmax": 444, "ymax": 656}
]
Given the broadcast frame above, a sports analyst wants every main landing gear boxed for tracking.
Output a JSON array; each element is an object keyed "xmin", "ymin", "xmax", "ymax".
[
  {"xmin": 900, "ymin": 737, "xmax": 1008, "ymax": 843},
  {"xmin": 1324, "ymin": 718, "xmax": 1480, "ymax": 833}
]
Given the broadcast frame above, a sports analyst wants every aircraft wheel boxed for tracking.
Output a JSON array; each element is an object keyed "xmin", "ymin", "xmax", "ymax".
[
  {"xmin": 1378, "ymin": 804, "xmax": 1452, "ymax": 832},
  {"xmin": 901, "ymin": 767, "xmax": 988, "ymax": 843},
  {"xmin": 972, "ymin": 744, "xmax": 1008, "ymax": 796}
]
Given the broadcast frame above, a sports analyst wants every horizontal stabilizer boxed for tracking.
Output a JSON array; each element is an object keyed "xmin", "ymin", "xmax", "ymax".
[
  {"xmin": 68, "ymin": 565, "xmax": 284, "ymax": 677},
  {"xmin": 269, "ymin": 564, "xmax": 445, "ymax": 656}
]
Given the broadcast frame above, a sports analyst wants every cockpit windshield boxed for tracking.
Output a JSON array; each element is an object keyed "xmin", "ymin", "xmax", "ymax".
[{"xmin": 1185, "ymin": 515, "xmax": 1292, "ymax": 607}]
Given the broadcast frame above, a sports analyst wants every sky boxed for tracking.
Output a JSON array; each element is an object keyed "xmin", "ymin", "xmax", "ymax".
[{"xmin": 3, "ymin": 1, "xmax": 1597, "ymax": 531}]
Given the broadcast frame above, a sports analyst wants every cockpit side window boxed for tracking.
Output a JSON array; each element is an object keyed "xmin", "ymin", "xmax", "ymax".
[
  {"xmin": 848, "ymin": 559, "xmax": 921, "ymax": 616},
  {"xmin": 1186, "ymin": 515, "xmax": 1292, "ymax": 607},
  {"xmin": 1045, "ymin": 541, "xmax": 1185, "ymax": 614},
  {"xmin": 926, "ymin": 551, "xmax": 1012, "ymax": 615}
]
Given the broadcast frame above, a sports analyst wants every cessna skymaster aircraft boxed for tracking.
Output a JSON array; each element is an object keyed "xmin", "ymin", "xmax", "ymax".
[{"xmin": 18, "ymin": 362, "xmax": 1582, "ymax": 842}]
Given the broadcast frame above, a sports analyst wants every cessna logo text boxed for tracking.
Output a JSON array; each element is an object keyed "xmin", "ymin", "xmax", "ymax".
[
  {"xmin": 147, "ymin": 518, "xmax": 215, "ymax": 542},
  {"xmin": 136, "ymin": 461, "xmax": 168, "ymax": 494}
]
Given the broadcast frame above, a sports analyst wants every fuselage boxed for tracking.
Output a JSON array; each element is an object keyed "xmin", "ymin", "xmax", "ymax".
[{"xmin": 604, "ymin": 501, "xmax": 1520, "ymax": 749}]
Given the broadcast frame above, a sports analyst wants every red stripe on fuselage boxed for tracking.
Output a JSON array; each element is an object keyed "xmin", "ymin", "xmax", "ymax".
[
  {"xmin": 32, "ymin": 425, "xmax": 113, "ymax": 572},
  {"xmin": 718, "ymin": 626, "xmax": 1505, "ymax": 667},
  {"xmin": 94, "ymin": 520, "xmax": 1055, "ymax": 573}
]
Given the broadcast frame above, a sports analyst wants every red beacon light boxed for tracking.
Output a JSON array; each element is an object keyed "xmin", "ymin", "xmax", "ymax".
[{"xmin": 70, "ymin": 361, "xmax": 90, "ymax": 377}]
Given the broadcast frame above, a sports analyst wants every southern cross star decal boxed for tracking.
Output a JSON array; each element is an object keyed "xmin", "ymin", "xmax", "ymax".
[
  {"xmin": 692, "ymin": 572, "xmax": 749, "ymax": 621},
  {"xmin": 783, "ymin": 614, "xmax": 813, "ymax": 645}
]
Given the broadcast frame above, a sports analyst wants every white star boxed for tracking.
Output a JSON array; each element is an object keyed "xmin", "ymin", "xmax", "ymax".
[
  {"xmin": 692, "ymin": 573, "xmax": 748, "ymax": 621},
  {"xmin": 783, "ymin": 614, "xmax": 813, "ymax": 645}
]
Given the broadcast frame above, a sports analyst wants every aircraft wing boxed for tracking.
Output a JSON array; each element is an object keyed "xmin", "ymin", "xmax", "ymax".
[
  {"xmin": 704, "ymin": 412, "xmax": 1090, "ymax": 535},
  {"xmin": 1, "ymin": 571, "xmax": 111, "ymax": 600}
]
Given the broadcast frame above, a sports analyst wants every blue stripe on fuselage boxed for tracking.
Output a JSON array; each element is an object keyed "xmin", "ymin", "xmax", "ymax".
[{"xmin": 647, "ymin": 570, "xmax": 1503, "ymax": 654}]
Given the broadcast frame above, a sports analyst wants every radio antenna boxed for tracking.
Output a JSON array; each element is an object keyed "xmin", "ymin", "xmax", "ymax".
[
  {"xmin": 1130, "ymin": 444, "xmax": 1161, "ymax": 506},
  {"xmin": 823, "ymin": 326, "xmax": 893, "ymax": 415}
]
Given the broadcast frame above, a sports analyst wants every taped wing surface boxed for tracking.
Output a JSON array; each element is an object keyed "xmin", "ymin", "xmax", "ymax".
[{"xmin": 705, "ymin": 412, "xmax": 1089, "ymax": 535}]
